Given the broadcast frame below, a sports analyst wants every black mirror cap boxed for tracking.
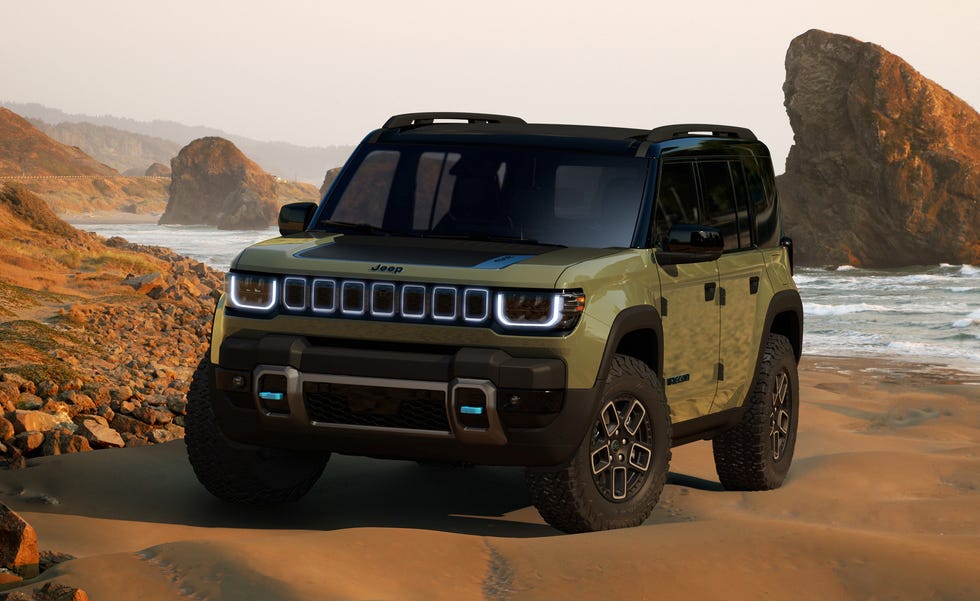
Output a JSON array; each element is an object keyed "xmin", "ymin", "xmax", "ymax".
[
  {"xmin": 656, "ymin": 225, "xmax": 724, "ymax": 266},
  {"xmin": 779, "ymin": 236, "xmax": 794, "ymax": 275},
  {"xmin": 278, "ymin": 202, "xmax": 318, "ymax": 236}
]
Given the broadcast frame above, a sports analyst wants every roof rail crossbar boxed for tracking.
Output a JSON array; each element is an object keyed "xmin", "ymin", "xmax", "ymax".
[
  {"xmin": 383, "ymin": 112, "xmax": 526, "ymax": 129},
  {"xmin": 646, "ymin": 123, "xmax": 757, "ymax": 143}
]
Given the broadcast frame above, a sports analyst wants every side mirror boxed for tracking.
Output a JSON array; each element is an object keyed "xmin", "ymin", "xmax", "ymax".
[
  {"xmin": 278, "ymin": 202, "xmax": 318, "ymax": 236},
  {"xmin": 779, "ymin": 236, "xmax": 794, "ymax": 275},
  {"xmin": 656, "ymin": 224, "xmax": 724, "ymax": 265}
]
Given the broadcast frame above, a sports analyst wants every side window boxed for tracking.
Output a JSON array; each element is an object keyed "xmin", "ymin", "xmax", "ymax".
[
  {"xmin": 331, "ymin": 150, "xmax": 399, "ymax": 226},
  {"xmin": 744, "ymin": 157, "xmax": 779, "ymax": 247},
  {"xmin": 697, "ymin": 161, "xmax": 740, "ymax": 251},
  {"xmin": 728, "ymin": 161, "xmax": 753, "ymax": 248},
  {"xmin": 653, "ymin": 161, "xmax": 699, "ymax": 247}
]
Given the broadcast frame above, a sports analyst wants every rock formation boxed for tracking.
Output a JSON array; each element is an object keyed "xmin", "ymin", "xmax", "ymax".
[
  {"xmin": 31, "ymin": 120, "xmax": 181, "ymax": 175},
  {"xmin": 159, "ymin": 137, "xmax": 279, "ymax": 229},
  {"xmin": 144, "ymin": 162, "xmax": 171, "ymax": 177},
  {"xmin": 778, "ymin": 29, "xmax": 980, "ymax": 267},
  {"xmin": 0, "ymin": 109, "xmax": 117, "ymax": 177},
  {"xmin": 320, "ymin": 167, "xmax": 341, "ymax": 197}
]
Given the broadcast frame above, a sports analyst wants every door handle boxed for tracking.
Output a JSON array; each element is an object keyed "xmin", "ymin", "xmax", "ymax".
[{"xmin": 704, "ymin": 282, "xmax": 717, "ymax": 302}]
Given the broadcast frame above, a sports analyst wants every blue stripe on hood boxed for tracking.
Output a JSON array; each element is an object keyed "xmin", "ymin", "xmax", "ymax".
[{"xmin": 472, "ymin": 255, "xmax": 535, "ymax": 269}]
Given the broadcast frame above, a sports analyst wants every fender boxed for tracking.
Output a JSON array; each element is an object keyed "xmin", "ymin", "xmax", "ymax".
[{"xmin": 593, "ymin": 304, "xmax": 665, "ymax": 388}]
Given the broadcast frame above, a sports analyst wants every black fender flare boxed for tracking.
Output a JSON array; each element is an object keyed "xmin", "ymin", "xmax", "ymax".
[{"xmin": 593, "ymin": 304, "xmax": 665, "ymax": 388}]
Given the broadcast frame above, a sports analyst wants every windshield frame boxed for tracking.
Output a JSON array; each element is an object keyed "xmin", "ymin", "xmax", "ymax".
[{"xmin": 311, "ymin": 142, "xmax": 655, "ymax": 249}]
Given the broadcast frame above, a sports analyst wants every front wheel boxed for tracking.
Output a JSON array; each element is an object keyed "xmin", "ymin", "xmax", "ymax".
[
  {"xmin": 526, "ymin": 355, "xmax": 671, "ymax": 533},
  {"xmin": 184, "ymin": 352, "xmax": 329, "ymax": 504},
  {"xmin": 712, "ymin": 333, "xmax": 799, "ymax": 490}
]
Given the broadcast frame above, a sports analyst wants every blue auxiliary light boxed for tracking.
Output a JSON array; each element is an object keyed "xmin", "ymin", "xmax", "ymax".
[
  {"xmin": 460, "ymin": 406, "xmax": 485, "ymax": 416},
  {"xmin": 259, "ymin": 391, "xmax": 285, "ymax": 401}
]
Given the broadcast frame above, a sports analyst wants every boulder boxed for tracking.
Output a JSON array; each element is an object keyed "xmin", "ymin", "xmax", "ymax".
[
  {"xmin": 0, "ymin": 417, "xmax": 14, "ymax": 442},
  {"xmin": 12, "ymin": 432, "xmax": 44, "ymax": 454},
  {"xmin": 778, "ymin": 29, "xmax": 980, "ymax": 267},
  {"xmin": 121, "ymin": 273, "xmax": 168, "ymax": 296},
  {"xmin": 0, "ymin": 503, "xmax": 39, "ymax": 579},
  {"xmin": 159, "ymin": 137, "xmax": 279, "ymax": 229},
  {"xmin": 109, "ymin": 414, "xmax": 152, "ymax": 437},
  {"xmin": 42, "ymin": 430, "xmax": 92, "ymax": 455},
  {"xmin": 75, "ymin": 418, "xmax": 124, "ymax": 448},
  {"xmin": 8, "ymin": 411, "xmax": 73, "ymax": 435}
]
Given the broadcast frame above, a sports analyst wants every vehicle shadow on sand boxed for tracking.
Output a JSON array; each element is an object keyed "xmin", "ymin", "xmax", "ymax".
[{"xmin": 2, "ymin": 441, "xmax": 725, "ymax": 538}]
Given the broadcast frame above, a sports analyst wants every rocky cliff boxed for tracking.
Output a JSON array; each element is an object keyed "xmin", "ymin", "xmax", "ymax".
[
  {"xmin": 31, "ymin": 120, "xmax": 181, "ymax": 175},
  {"xmin": 778, "ymin": 29, "xmax": 980, "ymax": 267},
  {"xmin": 159, "ymin": 137, "xmax": 279, "ymax": 229},
  {"xmin": 6, "ymin": 102, "xmax": 354, "ymax": 184},
  {"xmin": 0, "ymin": 109, "xmax": 117, "ymax": 177}
]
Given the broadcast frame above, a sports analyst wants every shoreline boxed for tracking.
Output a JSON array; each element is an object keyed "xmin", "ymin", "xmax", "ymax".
[{"xmin": 60, "ymin": 210, "xmax": 162, "ymax": 224}]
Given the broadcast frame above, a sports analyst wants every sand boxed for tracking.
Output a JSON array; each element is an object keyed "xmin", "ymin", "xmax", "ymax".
[{"xmin": 1, "ymin": 356, "xmax": 978, "ymax": 600}]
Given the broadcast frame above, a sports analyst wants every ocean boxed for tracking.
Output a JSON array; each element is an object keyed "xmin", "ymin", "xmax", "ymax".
[{"xmin": 72, "ymin": 222, "xmax": 980, "ymax": 374}]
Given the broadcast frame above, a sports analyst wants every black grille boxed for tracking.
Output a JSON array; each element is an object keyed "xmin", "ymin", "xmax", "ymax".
[{"xmin": 303, "ymin": 381, "xmax": 449, "ymax": 432}]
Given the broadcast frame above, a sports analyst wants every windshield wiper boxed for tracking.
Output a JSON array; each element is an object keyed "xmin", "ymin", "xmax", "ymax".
[{"xmin": 318, "ymin": 220, "xmax": 401, "ymax": 236}]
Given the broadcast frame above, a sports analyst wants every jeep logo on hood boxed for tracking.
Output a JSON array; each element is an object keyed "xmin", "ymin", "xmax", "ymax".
[{"xmin": 371, "ymin": 263, "xmax": 404, "ymax": 274}]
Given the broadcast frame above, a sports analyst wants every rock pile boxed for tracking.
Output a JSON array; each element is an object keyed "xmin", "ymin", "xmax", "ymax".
[{"xmin": 0, "ymin": 238, "xmax": 222, "ymax": 468}]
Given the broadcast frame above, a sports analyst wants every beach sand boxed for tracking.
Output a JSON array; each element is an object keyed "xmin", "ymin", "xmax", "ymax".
[{"xmin": 1, "ymin": 356, "xmax": 978, "ymax": 600}]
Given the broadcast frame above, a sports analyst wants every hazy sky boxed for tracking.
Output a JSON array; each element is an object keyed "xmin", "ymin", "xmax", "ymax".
[{"xmin": 4, "ymin": 0, "xmax": 979, "ymax": 172}]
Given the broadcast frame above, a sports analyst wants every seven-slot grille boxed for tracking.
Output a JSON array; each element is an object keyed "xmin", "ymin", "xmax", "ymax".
[{"xmin": 281, "ymin": 277, "xmax": 491, "ymax": 324}]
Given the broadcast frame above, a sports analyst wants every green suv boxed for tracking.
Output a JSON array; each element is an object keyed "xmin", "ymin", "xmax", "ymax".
[{"xmin": 185, "ymin": 112, "xmax": 803, "ymax": 533}]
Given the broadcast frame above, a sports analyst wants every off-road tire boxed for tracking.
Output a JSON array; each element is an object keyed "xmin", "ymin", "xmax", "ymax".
[
  {"xmin": 712, "ymin": 333, "xmax": 798, "ymax": 490},
  {"xmin": 185, "ymin": 353, "xmax": 329, "ymax": 504},
  {"xmin": 525, "ymin": 354, "xmax": 671, "ymax": 533}
]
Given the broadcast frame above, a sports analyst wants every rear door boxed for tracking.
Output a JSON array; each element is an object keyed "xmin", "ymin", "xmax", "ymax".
[{"xmin": 698, "ymin": 160, "xmax": 767, "ymax": 413}]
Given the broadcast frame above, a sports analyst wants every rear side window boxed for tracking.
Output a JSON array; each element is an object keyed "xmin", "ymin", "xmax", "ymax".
[
  {"xmin": 743, "ymin": 157, "xmax": 779, "ymax": 247},
  {"xmin": 699, "ymin": 161, "xmax": 752, "ymax": 251}
]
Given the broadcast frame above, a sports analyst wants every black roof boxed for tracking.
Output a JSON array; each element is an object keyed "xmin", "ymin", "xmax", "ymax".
[{"xmin": 368, "ymin": 113, "xmax": 768, "ymax": 158}]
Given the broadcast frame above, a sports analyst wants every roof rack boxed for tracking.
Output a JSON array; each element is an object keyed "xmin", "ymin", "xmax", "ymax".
[
  {"xmin": 383, "ymin": 112, "xmax": 526, "ymax": 129},
  {"xmin": 646, "ymin": 123, "xmax": 757, "ymax": 143}
]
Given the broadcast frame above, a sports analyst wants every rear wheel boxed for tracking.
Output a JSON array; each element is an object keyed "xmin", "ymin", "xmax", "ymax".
[
  {"xmin": 184, "ymin": 352, "xmax": 328, "ymax": 504},
  {"xmin": 712, "ymin": 334, "xmax": 799, "ymax": 490},
  {"xmin": 526, "ymin": 355, "xmax": 671, "ymax": 533}
]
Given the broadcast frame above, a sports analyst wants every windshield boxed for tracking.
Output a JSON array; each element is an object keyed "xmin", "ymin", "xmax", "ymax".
[{"xmin": 315, "ymin": 145, "xmax": 649, "ymax": 248}]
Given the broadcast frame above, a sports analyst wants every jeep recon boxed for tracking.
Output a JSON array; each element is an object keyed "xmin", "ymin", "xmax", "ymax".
[{"xmin": 185, "ymin": 112, "xmax": 803, "ymax": 533}]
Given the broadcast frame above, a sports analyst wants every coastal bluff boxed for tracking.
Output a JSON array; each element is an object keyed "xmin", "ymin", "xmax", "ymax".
[
  {"xmin": 159, "ymin": 137, "xmax": 279, "ymax": 230},
  {"xmin": 778, "ymin": 29, "xmax": 980, "ymax": 268}
]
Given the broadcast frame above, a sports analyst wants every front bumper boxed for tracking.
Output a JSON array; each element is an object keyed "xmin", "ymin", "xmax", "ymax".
[{"xmin": 210, "ymin": 334, "xmax": 600, "ymax": 466}]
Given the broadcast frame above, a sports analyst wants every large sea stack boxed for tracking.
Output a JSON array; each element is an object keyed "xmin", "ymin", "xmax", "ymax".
[
  {"xmin": 778, "ymin": 29, "xmax": 980, "ymax": 267},
  {"xmin": 159, "ymin": 137, "xmax": 278, "ymax": 229}
]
